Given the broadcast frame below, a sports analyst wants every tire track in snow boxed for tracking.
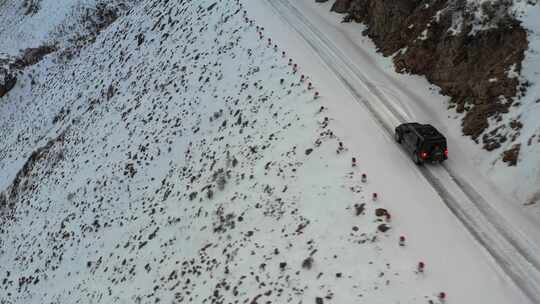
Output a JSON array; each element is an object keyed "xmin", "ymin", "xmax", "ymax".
[{"xmin": 266, "ymin": 0, "xmax": 540, "ymax": 301}]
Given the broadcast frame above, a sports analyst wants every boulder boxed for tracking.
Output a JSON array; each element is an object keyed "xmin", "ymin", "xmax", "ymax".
[
  {"xmin": 377, "ymin": 223, "xmax": 390, "ymax": 233},
  {"xmin": 374, "ymin": 208, "xmax": 389, "ymax": 217},
  {"xmin": 0, "ymin": 55, "xmax": 17, "ymax": 98},
  {"xmin": 330, "ymin": 0, "xmax": 352, "ymax": 13},
  {"xmin": 502, "ymin": 144, "xmax": 521, "ymax": 166}
]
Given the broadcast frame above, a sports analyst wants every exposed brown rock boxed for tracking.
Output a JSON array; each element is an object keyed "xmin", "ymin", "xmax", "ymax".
[
  {"xmin": 1, "ymin": 45, "xmax": 56, "ymax": 98},
  {"xmin": 374, "ymin": 208, "xmax": 389, "ymax": 217},
  {"xmin": 13, "ymin": 45, "xmax": 56, "ymax": 69},
  {"xmin": 502, "ymin": 143, "xmax": 520, "ymax": 166},
  {"xmin": 331, "ymin": 0, "xmax": 527, "ymax": 143},
  {"xmin": 377, "ymin": 223, "xmax": 390, "ymax": 233}
]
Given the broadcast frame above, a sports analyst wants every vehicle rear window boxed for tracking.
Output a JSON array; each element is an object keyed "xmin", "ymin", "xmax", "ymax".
[{"xmin": 422, "ymin": 140, "xmax": 446, "ymax": 151}]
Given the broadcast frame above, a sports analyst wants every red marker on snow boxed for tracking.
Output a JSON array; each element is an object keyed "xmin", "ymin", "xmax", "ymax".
[
  {"xmin": 438, "ymin": 292, "xmax": 446, "ymax": 302},
  {"xmin": 372, "ymin": 192, "xmax": 378, "ymax": 201},
  {"xmin": 300, "ymin": 74, "xmax": 305, "ymax": 82},
  {"xmin": 336, "ymin": 141, "xmax": 344, "ymax": 153},
  {"xmin": 417, "ymin": 261, "xmax": 425, "ymax": 273},
  {"xmin": 399, "ymin": 235, "xmax": 406, "ymax": 246},
  {"xmin": 361, "ymin": 173, "xmax": 367, "ymax": 183}
]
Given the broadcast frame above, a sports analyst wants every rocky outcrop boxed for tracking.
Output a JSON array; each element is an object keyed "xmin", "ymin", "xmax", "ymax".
[
  {"xmin": 0, "ymin": 56, "xmax": 17, "ymax": 98},
  {"xmin": 0, "ymin": 133, "xmax": 65, "ymax": 219},
  {"xmin": 0, "ymin": 71, "xmax": 17, "ymax": 98},
  {"xmin": 502, "ymin": 143, "xmax": 521, "ymax": 166},
  {"xmin": 13, "ymin": 45, "xmax": 56, "ymax": 68},
  {"xmin": 0, "ymin": 46, "xmax": 56, "ymax": 98},
  {"xmin": 331, "ymin": 0, "xmax": 352, "ymax": 13},
  {"xmin": 57, "ymin": 2, "xmax": 128, "ymax": 63},
  {"xmin": 330, "ymin": 0, "xmax": 527, "ymax": 147},
  {"xmin": 22, "ymin": 0, "xmax": 41, "ymax": 15}
]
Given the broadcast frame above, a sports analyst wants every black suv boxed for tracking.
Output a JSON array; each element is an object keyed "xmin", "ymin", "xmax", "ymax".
[{"xmin": 395, "ymin": 123, "xmax": 448, "ymax": 165}]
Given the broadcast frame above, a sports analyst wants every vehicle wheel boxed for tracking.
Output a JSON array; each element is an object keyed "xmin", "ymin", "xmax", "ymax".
[
  {"xmin": 395, "ymin": 131, "xmax": 402, "ymax": 143},
  {"xmin": 413, "ymin": 151, "xmax": 423, "ymax": 165}
]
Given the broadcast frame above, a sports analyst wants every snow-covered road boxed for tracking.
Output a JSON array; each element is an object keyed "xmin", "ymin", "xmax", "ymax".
[
  {"xmin": 0, "ymin": 0, "xmax": 537, "ymax": 302},
  {"xmin": 250, "ymin": 0, "xmax": 540, "ymax": 301}
]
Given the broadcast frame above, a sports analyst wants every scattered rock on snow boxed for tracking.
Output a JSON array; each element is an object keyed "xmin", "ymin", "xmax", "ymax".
[
  {"xmin": 378, "ymin": 223, "xmax": 391, "ymax": 233},
  {"xmin": 302, "ymin": 257, "xmax": 314, "ymax": 269},
  {"xmin": 502, "ymin": 143, "xmax": 521, "ymax": 166},
  {"xmin": 375, "ymin": 208, "xmax": 389, "ymax": 217}
]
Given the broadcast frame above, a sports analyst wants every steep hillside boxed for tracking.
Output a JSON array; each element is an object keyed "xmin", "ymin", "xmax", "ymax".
[
  {"xmin": 0, "ymin": 0, "xmax": 136, "ymax": 55},
  {"xmin": 0, "ymin": 0, "xmax": 531, "ymax": 303},
  {"xmin": 0, "ymin": 0, "xmax": 437, "ymax": 302}
]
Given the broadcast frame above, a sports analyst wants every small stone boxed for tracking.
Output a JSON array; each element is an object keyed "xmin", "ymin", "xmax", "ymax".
[
  {"xmin": 375, "ymin": 208, "xmax": 389, "ymax": 217},
  {"xmin": 378, "ymin": 224, "xmax": 390, "ymax": 233}
]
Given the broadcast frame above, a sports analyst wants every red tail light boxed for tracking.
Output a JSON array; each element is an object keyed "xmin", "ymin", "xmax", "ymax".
[
  {"xmin": 444, "ymin": 148, "xmax": 448, "ymax": 157},
  {"xmin": 420, "ymin": 152, "xmax": 428, "ymax": 159}
]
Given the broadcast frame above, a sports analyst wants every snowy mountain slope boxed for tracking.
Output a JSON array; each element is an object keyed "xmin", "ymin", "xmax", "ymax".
[
  {"xmin": 0, "ymin": 0, "xmax": 531, "ymax": 303},
  {"xmin": 0, "ymin": 0, "xmax": 85, "ymax": 55},
  {"xmin": 0, "ymin": 0, "xmax": 137, "ymax": 56},
  {"xmin": 508, "ymin": 0, "xmax": 540, "ymax": 206}
]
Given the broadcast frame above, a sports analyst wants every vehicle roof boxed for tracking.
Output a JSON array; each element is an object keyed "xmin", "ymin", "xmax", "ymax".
[{"xmin": 402, "ymin": 123, "xmax": 446, "ymax": 141}]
